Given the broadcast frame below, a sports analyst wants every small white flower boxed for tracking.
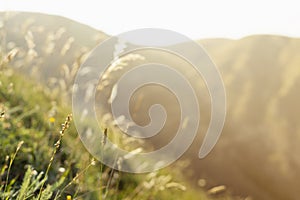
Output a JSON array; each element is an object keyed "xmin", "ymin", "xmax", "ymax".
[
  {"xmin": 58, "ymin": 167, "xmax": 66, "ymax": 173},
  {"xmin": 91, "ymin": 158, "xmax": 96, "ymax": 166},
  {"xmin": 32, "ymin": 170, "xmax": 38, "ymax": 176}
]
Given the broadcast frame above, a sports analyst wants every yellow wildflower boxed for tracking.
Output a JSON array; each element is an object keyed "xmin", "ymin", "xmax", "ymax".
[{"xmin": 49, "ymin": 117, "xmax": 56, "ymax": 123}]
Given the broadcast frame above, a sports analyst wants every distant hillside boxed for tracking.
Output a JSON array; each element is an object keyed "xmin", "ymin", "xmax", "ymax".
[
  {"xmin": 0, "ymin": 11, "xmax": 108, "ymax": 82},
  {"xmin": 2, "ymin": 11, "xmax": 300, "ymax": 200},
  {"xmin": 196, "ymin": 35, "xmax": 300, "ymax": 200}
]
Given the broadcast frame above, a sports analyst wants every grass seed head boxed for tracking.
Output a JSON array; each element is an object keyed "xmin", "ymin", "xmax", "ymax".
[
  {"xmin": 102, "ymin": 128, "xmax": 108, "ymax": 146},
  {"xmin": 0, "ymin": 110, "xmax": 5, "ymax": 118}
]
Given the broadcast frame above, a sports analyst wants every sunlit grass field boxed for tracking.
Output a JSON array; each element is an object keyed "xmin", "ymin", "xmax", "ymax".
[
  {"xmin": 0, "ymin": 49, "xmax": 234, "ymax": 199},
  {"xmin": 5, "ymin": 11, "xmax": 300, "ymax": 200}
]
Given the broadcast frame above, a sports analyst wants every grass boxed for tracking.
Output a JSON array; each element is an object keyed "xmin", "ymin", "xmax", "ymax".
[
  {"xmin": 0, "ymin": 69, "xmax": 190, "ymax": 200},
  {"xmin": 0, "ymin": 43, "xmax": 236, "ymax": 200}
]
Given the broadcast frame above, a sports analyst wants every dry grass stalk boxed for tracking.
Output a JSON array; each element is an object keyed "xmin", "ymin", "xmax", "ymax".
[
  {"xmin": 3, "ymin": 141, "xmax": 24, "ymax": 194},
  {"xmin": 102, "ymin": 128, "xmax": 108, "ymax": 146},
  {"xmin": 207, "ymin": 185, "xmax": 226, "ymax": 195},
  {"xmin": 37, "ymin": 114, "xmax": 72, "ymax": 199}
]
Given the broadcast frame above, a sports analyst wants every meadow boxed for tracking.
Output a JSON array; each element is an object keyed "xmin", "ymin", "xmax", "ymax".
[
  {"xmin": 2, "ymin": 11, "xmax": 300, "ymax": 200},
  {"xmin": 0, "ymin": 12, "xmax": 237, "ymax": 200}
]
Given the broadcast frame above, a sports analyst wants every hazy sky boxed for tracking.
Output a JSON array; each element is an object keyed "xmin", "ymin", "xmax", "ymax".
[{"xmin": 0, "ymin": 0, "xmax": 299, "ymax": 39}]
